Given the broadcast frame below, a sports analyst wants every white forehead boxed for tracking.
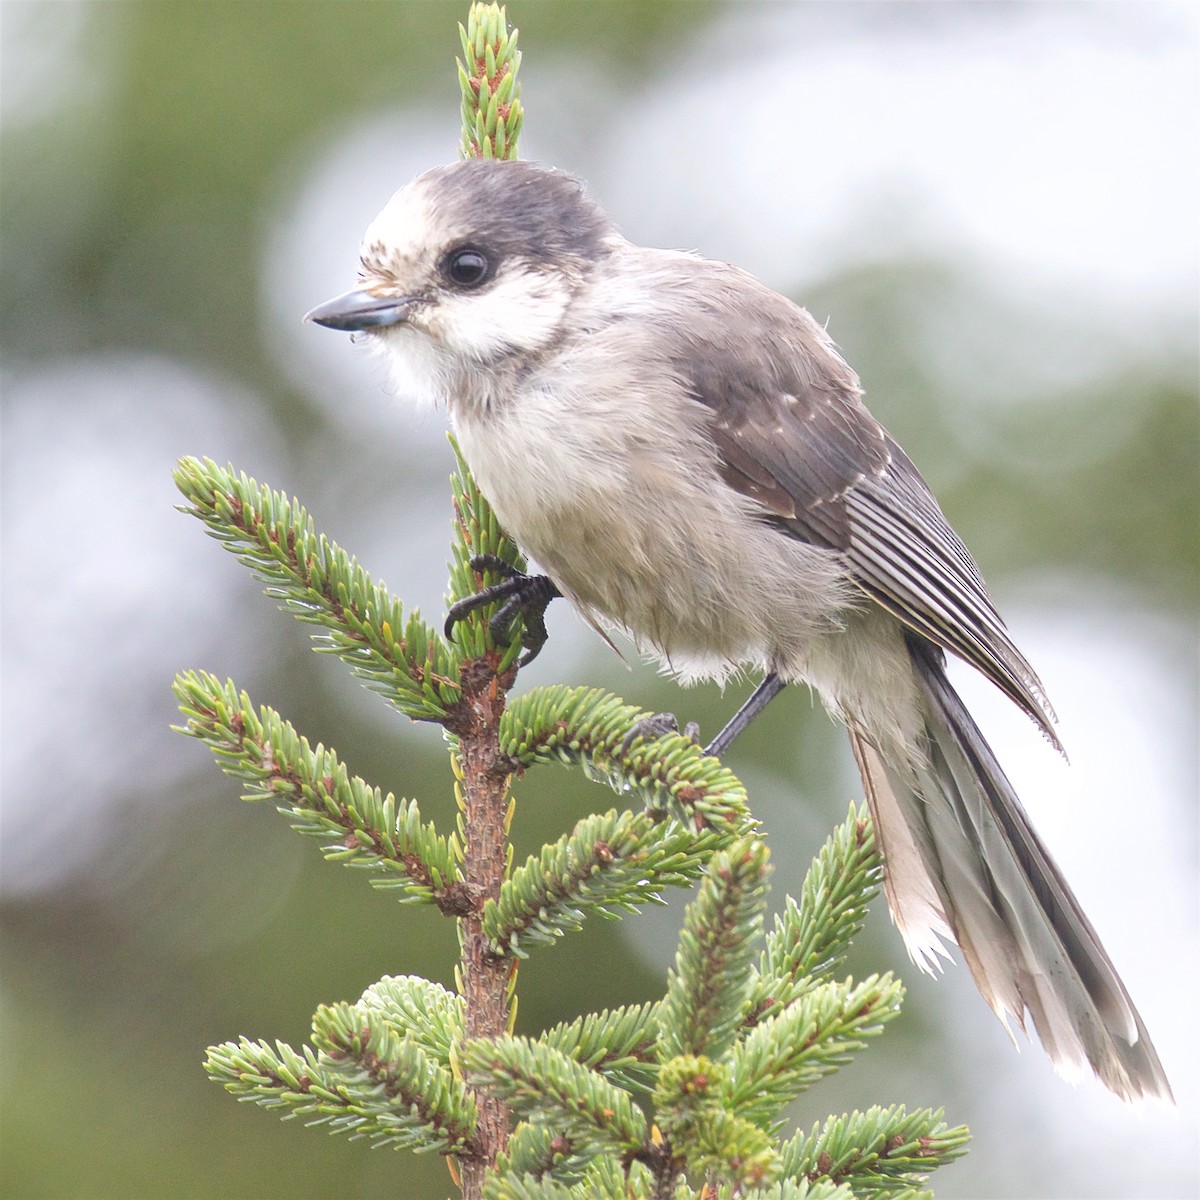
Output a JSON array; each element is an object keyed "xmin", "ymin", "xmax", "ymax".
[{"xmin": 360, "ymin": 177, "xmax": 440, "ymax": 269}]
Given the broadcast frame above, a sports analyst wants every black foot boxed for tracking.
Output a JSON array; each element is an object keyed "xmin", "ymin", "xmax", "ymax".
[
  {"xmin": 444, "ymin": 555, "xmax": 561, "ymax": 667},
  {"xmin": 620, "ymin": 712, "xmax": 702, "ymax": 755},
  {"xmin": 621, "ymin": 673, "xmax": 789, "ymax": 760}
]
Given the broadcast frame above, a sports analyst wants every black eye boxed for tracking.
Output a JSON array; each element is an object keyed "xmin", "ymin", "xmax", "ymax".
[{"xmin": 443, "ymin": 246, "xmax": 491, "ymax": 288}]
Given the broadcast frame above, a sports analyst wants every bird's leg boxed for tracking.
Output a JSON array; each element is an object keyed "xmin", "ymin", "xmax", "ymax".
[
  {"xmin": 444, "ymin": 554, "xmax": 562, "ymax": 666},
  {"xmin": 703, "ymin": 672, "xmax": 786, "ymax": 756},
  {"xmin": 621, "ymin": 672, "xmax": 787, "ymax": 759}
]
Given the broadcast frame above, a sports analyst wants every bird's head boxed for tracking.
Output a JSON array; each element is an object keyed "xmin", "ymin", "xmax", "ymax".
[{"xmin": 306, "ymin": 159, "xmax": 614, "ymax": 391}]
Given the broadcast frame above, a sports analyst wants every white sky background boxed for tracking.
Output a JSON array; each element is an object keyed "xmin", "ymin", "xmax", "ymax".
[
  {"xmin": 3, "ymin": 2, "xmax": 1198, "ymax": 1196},
  {"xmin": 596, "ymin": 1, "xmax": 1198, "ymax": 307}
]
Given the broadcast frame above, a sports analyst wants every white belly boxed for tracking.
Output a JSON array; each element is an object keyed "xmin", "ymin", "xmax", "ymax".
[{"xmin": 451, "ymin": 378, "xmax": 856, "ymax": 685}]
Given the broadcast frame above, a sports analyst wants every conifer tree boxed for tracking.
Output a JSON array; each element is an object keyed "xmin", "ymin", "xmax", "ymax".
[{"xmin": 176, "ymin": 6, "xmax": 968, "ymax": 1197}]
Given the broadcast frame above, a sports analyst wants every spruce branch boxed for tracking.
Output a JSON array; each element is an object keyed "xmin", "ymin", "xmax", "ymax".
[
  {"xmin": 309, "ymin": 1002, "xmax": 480, "ymax": 1151},
  {"xmin": 653, "ymin": 1054, "xmax": 779, "ymax": 1189},
  {"xmin": 484, "ymin": 1155, "xmax": 643, "ymax": 1200},
  {"xmin": 205, "ymin": 1018, "xmax": 478, "ymax": 1154},
  {"xmin": 721, "ymin": 974, "xmax": 905, "ymax": 1126},
  {"xmin": 360, "ymin": 976, "xmax": 465, "ymax": 1067},
  {"xmin": 173, "ymin": 457, "xmax": 461, "ymax": 725},
  {"xmin": 492, "ymin": 1123, "xmax": 592, "ymax": 1188},
  {"xmin": 778, "ymin": 1106, "xmax": 970, "ymax": 1199},
  {"xmin": 173, "ymin": 669, "xmax": 465, "ymax": 910},
  {"xmin": 500, "ymin": 684, "xmax": 753, "ymax": 830},
  {"xmin": 204, "ymin": 1035, "xmax": 324, "ymax": 1113},
  {"xmin": 540, "ymin": 1001, "xmax": 660, "ymax": 1093},
  {"xmin": 458, "ymin": 2, "xmax": 523, "ymax": 159},
  {"xmin": 738, "ymin": 1183, "xmax": 857, "ymax": 1200},
  {"xmin": 484, "ymin": 809, "xmax": 729, "ymax": 957},
  {"xmin": 692, "ymin": 1107, "xmax": 779, "ymax": 1190},
  {"xmin": 747, "ymin": 804, "xmax": 882, "ymax": 1019},
  {"xmin": 483, "ymin": 1169, "xmax": 592, "ymax": 1200},
  {"xmin": 461, "ymin": 1036, "xmax": 649, "ymax": 1156},
  {"xmin": 658, "ymin": 838, "xmax": 771, "ymax": 1061}
]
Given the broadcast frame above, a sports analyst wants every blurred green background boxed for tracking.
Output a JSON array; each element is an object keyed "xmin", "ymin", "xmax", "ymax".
[{"xmin": 1, "ymin": 2, "xmax": 1196, "ymax": 1197}]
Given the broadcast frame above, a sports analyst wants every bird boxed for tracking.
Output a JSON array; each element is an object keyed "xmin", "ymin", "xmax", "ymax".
[{"xmin": 305, "ymin": 156, "xmax": 1171, "ymax": 1103}]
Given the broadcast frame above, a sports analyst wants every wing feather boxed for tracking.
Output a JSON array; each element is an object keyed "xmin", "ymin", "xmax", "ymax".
[
  {"xmin": 664, "ymin": 267, "xmax": 1058, "ymax": 745},
  {"xmin": 844, "ymin": 449, "xmax": 1058, "ymax": 744}
]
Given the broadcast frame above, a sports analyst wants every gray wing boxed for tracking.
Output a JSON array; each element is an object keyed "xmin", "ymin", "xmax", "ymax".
[{"xmin": 674, "ymin": 294, "xmax": 1059, "ymax": 747}]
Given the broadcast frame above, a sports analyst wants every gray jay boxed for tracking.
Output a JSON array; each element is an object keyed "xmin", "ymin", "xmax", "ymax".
[{"xmin": 306, "ymin": 157, "xmax": 1170, "ymax": 1103}]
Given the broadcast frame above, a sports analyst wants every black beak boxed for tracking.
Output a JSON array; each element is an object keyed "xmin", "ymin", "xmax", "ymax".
[{"xmin": 303, "ymin": 289, "xmax": 422, "ymax": 331}]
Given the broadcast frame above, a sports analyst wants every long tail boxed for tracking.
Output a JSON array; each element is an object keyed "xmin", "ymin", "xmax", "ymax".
[{"xmin": 847, "ymin": 637, "xmax": 1172, "ymax": 1103}]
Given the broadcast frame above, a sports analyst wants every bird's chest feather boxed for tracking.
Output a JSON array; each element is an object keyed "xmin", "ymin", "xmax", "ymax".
[
  {"xmin": 451, "ymin": 377, "xmax": 722, "ymax": 620},
  {"xmin": 452, "ymin": 381, "xmax": 642, "ymax": 560},
  {"xmin": 448, "ymin": 355, "xmax": 853, "ymax": 671}
]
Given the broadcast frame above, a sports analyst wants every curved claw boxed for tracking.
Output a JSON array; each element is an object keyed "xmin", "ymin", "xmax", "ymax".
[
  {"xmin": 444, "ymin": 556, "xmax": 561, "ymax": 667},
  {"xmin": 620, "ymin": 712, "xmax": 701, "ymax": 755}
]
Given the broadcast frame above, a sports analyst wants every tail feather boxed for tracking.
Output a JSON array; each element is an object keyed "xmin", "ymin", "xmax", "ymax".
[
  {"xmin": 849, "ymin": 729, "xmax": 954, "ymax": 970},
  {"xmin": 852, "ymin": 640, "xmax": 1172, "ymax": 1103}
]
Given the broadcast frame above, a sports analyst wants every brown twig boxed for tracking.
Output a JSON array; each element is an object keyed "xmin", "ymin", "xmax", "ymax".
[{"xmin": 455, "ymin": 656, "xmax": 518, "ymax": 1197}]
